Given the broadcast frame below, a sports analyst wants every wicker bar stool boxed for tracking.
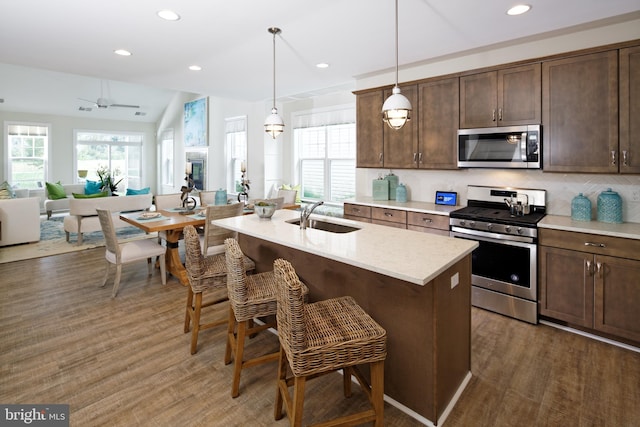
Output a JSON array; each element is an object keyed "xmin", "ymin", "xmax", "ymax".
[
  {"xmin": 224, "ymin": 237, "xmax": 297, "ymax": 398},
  {"xmin": 183, "ymin": 225, "xmax": 255, "ymax": 354},
  {"xmin": 273, "ymin": 258, "xmax": 387, "ymax": 427}
]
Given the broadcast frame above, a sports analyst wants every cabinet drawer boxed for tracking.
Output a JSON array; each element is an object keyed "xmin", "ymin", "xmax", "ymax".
[
  {"xmin": 372, "ymin": 219, "xmax": 407, "ymax": 229},
  {"xmin": 371, "ymin": 207, "xmax": 407, "ymax": 225},
  {"xmin": 408, "ymin": 225, "xmax": 450, "ymax": 236},
  {"xmin": 343, "ymin": 203, "xmax": 371, "ymax": 219},
  {"xmin": 539, "ymin": 228, "xmax": 640, "ymax": 261},
  {"xmin": 344, "ymin": 215, "xmax": 371, "ymax": 223},
  {"xmin": 407, "ymin": 211, "xmax": 449, "ymax": 231}
]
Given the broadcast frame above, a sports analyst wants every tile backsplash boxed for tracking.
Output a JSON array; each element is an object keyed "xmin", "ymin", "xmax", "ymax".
[{"xmin": 358, "ymin": 169, "xmax": 640, "ymax": 224}]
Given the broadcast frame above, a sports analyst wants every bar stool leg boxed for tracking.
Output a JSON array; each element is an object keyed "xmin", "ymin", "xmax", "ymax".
[{"xmin": 371, "ymin": 360, "xmax": 385, "ymax": 427}]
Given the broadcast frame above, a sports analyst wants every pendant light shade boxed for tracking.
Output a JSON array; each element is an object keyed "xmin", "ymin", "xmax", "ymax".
[
  {"xmin": 264, "ymin": 27, "xmax": 284, "ymax": 139},
  {"xmin": 382, "ymin": 0, "xmax": 411, "ymax": 130}
]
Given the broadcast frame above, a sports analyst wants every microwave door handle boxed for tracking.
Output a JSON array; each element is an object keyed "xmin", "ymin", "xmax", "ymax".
[{"xmin": 521, "ymin": 133, "xmax": 527, "ymax": 161}]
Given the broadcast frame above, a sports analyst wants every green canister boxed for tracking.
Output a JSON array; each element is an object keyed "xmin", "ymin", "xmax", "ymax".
[
  {"xmin": 396, "ymin": 183, "xmax": 407, "ymax": 203},
  {"xmin": 597, "ymin": 188, "xmax": 623, "ymax": 223},
  {"xmin": 571, "ymin": 193, "xmax": 591, "ymax": 221},
  {"xmin": 372, "ymin": 176, "xmax": 389, "ymax": 201},
  {"xmin": 384, "ymin": 171, "xmax": 399, "ymax": 200}
]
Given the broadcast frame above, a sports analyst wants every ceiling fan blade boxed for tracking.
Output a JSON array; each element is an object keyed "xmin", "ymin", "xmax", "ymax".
[
  {"xmin": 110, "ymin": 103, "xmax": 140, "ymax": 109},
  {"xmin": 78, "ymin": 97, "xmax": 96, "ymax": 105}
]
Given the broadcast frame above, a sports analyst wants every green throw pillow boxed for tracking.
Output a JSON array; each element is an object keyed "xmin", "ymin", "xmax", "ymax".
[
  {"xmin": 72, "ymin": 191, "xmax": 108, "ymax": 199},
  {"xmin": 0, "ymin": 181, "xmax": 15, "ymax": 199},
  {"xmin": 46, "ymin": 181, "xmax": 67, "ymax": 200},
  {"xmin": 126, "ymin": 187, "xmax": 150, "ymax": 195}
]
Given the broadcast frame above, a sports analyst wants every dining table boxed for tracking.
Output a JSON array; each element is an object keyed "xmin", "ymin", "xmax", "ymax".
[{"xmin": 119, "ymin": 208, "xmax": 206, "ymax": 286}]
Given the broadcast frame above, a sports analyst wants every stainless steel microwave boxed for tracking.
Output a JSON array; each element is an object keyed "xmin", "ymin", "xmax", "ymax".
[{"xmin": 457, "ymin": 125, "xmax": 541, "ymax": 169}]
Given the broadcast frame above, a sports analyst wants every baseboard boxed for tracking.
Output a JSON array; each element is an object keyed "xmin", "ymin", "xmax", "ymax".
[{"xmin": 539, "ymin": 320, "xmax": 640, "ymax": 354}]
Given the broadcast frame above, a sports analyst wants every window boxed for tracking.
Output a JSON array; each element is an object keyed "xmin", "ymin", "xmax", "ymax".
[
  {"xmin": 293, "ymin": 108, "xmax": 356, "ymax": 203},
  {"xmin": 160, "ymin": 129, "xmax": 174, "ymax": 187},
  {"xmin": 75, "ymin": 130, "xmax": 144, "ymax": 191},
  {"xmin": 225, "ymin": 116, "xmax": 247, "ymax": 193},
  {"xmin": 6, "ymin": 122, "xmax": 50, "ymax": 189}
]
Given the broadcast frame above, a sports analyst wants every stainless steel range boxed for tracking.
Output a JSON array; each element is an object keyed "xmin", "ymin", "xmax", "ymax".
[{"xmin": 449, "ymin": 185, "xmax": 546, "ymax": 324}]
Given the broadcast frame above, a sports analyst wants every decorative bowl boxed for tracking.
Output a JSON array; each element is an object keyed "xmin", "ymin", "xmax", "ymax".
[{"xmin": 254, "ymin": 202, "xmax": 276, "ymax": 219}]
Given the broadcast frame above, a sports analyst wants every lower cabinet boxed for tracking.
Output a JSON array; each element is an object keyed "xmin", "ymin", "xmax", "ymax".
[
  {"xmin": 539, "ymin": 229, "xmax": 640, "ymax": 343},
  {"xmin": 343, "ymin": 203, "xmax": 372, "ymax": 223},
  {"xmin": 407, "ymin": 211, "xmax": 450, "ymax": 236},
  {"xmin": 371, "ymin": 207, "xmax": 406, "ymax": 229}
]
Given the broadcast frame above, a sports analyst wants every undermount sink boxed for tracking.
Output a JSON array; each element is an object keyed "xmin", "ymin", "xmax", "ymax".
[{"xmin": 286, "ymin": 218, "xmax": 360, "ymax": 233}]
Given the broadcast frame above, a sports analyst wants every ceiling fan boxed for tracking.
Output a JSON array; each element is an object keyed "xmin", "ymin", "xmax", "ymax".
[
  {"xmin": 78, "ymin": 80, "xmax": 140, "ymax": 110},
  {"xmin": 78, "ymin": 97, "xmax": 140, "ymax": 109}
]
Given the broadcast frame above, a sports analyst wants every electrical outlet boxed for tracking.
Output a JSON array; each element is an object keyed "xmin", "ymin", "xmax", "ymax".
[{"xmin": 632, "ymin": 189, "xmax": 640, "ymax": 202}]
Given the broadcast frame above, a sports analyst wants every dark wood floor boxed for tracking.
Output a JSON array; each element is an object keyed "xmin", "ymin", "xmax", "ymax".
[{"xmin": 1, "ymin": 247, "xmax": 638, "ymax": 426}]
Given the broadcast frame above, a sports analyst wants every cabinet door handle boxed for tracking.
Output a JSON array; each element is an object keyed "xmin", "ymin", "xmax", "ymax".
[
  {"xmin": 623, "ymin": 150, "xmax": 629, "ymax": 167},
  {"xmin": 584, "ymin": 242, "xmax": 606, "ymax": 248},
  {"xmin": 419, "ymin": 152, "xmax": 423, "ymax": 163},
  {"xmin": 611, "ymin": 150, "xmax": 617, "ymax": 166},
  {"xmin": 498, "ymin": 108, "xmax": 503, "ymax": 121},
  {"xmin": 422, "ymin": 218, "xmax": 433, "ymax": 223},
  {"xmin": 384, "ymin": 212, "xmax": 393, "ymax": 217},
  {"xmin": 379, "ymin": 153, "xmax": 383, "ymax": 164},
  {"xmin": 596, "ymin": 262, "xmax": 603, "ymax": 278},
  {"xmin": 353, "ymin": 207, "xmax": 360, "ymax": 213},
  {"xmin": 413, "ymin": 152, "xmax": 418, "ymax": 163},
  {"xmin": 492, "ymin": 109, "xmax": 496, "ymax": 122},
  {"xmin": 586, "ymin": 259, "xmax": 594, "ymax": 276}
]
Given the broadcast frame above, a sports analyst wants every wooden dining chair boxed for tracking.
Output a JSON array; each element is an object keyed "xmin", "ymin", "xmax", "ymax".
[
  {"xmin": 198, "ymin": 190, "xmax": 216, "ymax": 207},
  {"xmin": 96, "ymin": 209, "xmax": 166, "ymax": 297},
  {"xmin": 183, "ymin": 225, "xmax": 255, "ymax": 354},
  {"xmin": 200, "ymin": 203, "xmax": 244, "ymax": 256},
  {"xmin": 273, "ymin": 258, "xmax": 387, "ymax": 427}
]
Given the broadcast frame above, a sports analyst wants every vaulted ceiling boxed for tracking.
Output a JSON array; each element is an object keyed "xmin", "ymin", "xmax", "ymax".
[{"xmin": 0, "ymin": 0, "xmax": 638, "ymax": 122}]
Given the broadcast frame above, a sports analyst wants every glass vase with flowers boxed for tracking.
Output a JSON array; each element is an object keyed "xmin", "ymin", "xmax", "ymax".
[{"xmin": 96, "ymin": 165, "xmax": 123, "ymax": 196}]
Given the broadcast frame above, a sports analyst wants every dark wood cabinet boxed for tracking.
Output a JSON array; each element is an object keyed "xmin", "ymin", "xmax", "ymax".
[
  {"xmin": 539, "ymin": 228, "xmax": 640, "ymax": 344},
  {"xmin": 406, "ymin": 211, "xmax": 450, "ymax": 236},
  {"xmin": 356, "ymin": 90, "xmax": 384, "ymax": 168},
  {"xmin": 343, "ymin": 203, "xmax": 372, "ymax": 223},
  {"xmin": 417, "ymin": 77, "xmax": 459, "ymax": 169},
  {"xmin": 542, "ymin": 50, "xmax": 619, "ymax": 172},
  {"xmin": 460, "ymin": 64, "xmax": 541, "ymax": 128},
  {"xmin": 619, "ymin": 45, "xmax": 640, "ymax": 174},
  {"xmin": 382, "ymin": 85, "xmax": 418, "ymax": 169}
]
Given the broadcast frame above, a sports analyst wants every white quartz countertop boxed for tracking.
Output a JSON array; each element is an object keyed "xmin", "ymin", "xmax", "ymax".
[
  {"xmin": 539, "ymin": 215, "xmax": 640, "ymax": 240},
  {"xmin": 345, "ymin": 197, "xmax": 460, "ymax": 216},
  {"xmin": 214, "ymin": 209, "xmax": 477, "ymax": 286}
]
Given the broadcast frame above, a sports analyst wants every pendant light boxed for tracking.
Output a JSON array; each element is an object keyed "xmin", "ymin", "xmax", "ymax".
[
  {"xmin": 264, "ymin": 27, "xmax": 285, "ymax": 139},
  {"xmin": 382, "ymin": 0, "xmax": 412, "ymax": 130}
]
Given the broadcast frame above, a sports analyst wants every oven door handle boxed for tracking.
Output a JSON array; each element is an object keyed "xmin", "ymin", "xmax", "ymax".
[{"xmin": 450, "ymin": 228, "xmax": 535, "ymax": 246}]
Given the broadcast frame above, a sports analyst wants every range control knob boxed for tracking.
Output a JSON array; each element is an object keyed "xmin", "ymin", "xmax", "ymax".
[
  {"xmin": 469, "ymin": 221, "xmax": 475, "ymax": 228},
  {"xmin": 460, "ymin": 220, "xmax": 466, "ymax": 226},
  {"xmin": 505, "ymin": 226, "xmax": 512, "ymax": 233},
  {"xmin": 517, "ymin": 227, "xmax": 523, "ymax": 235},
  {"xmin": 487, "ymin": 223, "xmax": 493, "ymax": 230}
]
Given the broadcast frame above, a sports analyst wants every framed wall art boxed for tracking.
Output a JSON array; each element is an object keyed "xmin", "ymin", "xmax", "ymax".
[{"xmin": 184, "ymin": 97, "xmax": 208, "ymax": 147}]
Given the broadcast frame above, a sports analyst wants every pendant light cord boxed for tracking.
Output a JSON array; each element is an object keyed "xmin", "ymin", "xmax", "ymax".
[
  {"xmin": 272, "ymin": 28, "xmax": 277, "ymax": 109},
  {"xmin": 394, "ymin": 0, "xmax": 399, "ymax": 88}
]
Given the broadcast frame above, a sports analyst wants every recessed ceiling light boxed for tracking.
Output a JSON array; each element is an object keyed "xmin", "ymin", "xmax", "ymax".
[
  {"xmin": 316, "ymin": 63, "xmax": 330, "ymax": 69},
  {"xmin": 507, "ymin": 4, "xmax": 531, "ymax": 16},
  {"xmin": 189, "ymin": 65, "xmax": 202, "ymax": 71},
  {"xmin": 157, "ymin": 10, "xmax": 180, "ymax": 21},
  {"xmin": 114, "ymin": 49, "xmax": 132, "ymax": 56}
]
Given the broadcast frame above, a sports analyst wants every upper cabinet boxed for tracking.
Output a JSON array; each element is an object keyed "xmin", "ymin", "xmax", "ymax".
[
  {"xmin": 459, "ymin": 64, "xmax": 541, "ymax": 128},
  {"xmin": 620, "ymin": 45, "xmax": 640, "ymax": 174},
  {"xmin": 383, "ymin": 84, "xmax": 418, "ymax": 169},
  {"xmin": 356, "ymin": 90, "xmax": 384, "ymax": 168},
  {"xmin": 418, "ymin": 77, "xmax": 459, "ymax": 169},
  {"xmin": 542, "ymin": 50, "xmax": 619, "ymax": 173}
]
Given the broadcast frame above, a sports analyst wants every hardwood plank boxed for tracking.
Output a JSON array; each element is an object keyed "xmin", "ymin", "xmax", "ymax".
[{"xmin": 1, "ymin": 248, "xmax": 638, "ymax": 426}]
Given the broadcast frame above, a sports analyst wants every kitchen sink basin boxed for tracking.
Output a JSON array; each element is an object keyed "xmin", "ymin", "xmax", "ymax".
[{"xmin": 286, "ymin": 218, "xmax": 360, "ymax": 233}]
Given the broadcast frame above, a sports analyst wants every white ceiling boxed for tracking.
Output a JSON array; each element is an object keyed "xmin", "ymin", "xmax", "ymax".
[{"xmin": 0, "ymin": 0, "xmax": 639, "ymax": 122}]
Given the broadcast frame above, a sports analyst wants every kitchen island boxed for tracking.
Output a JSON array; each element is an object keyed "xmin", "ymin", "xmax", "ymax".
[{"xmin": 214, "ymin": 209, "xmax": 478, "ymax": 425}]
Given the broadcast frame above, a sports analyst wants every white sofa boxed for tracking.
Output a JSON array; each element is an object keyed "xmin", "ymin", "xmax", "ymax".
[
  {"xmin": 63, "ymin": 193, "xmax": 153, "ymax": 245},
  {"xmin": 44, "ymin": 184, "xmax": 86, "ymax": 219},
  {"xmin": 0, "ymin": 197, "xmax": 41, "ymax": 247}
]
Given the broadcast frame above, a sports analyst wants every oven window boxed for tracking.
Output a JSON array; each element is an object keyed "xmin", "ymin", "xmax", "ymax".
[{"xmin": 471, "ymin": 239, "xmax": 531, "ymax": 288}]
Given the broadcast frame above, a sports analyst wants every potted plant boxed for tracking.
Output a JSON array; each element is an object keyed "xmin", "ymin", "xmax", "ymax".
[{"xmin": 96, "ymin": 165, "xmax": 123, "ymax": 196}]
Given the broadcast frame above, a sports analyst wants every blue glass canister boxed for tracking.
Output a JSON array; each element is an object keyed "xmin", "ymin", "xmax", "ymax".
[
  {"xmin": 571, "ymin": 193, "xmax": 591, "ymax": 221},
  {"xmin": 215, "ymin": 188, "xmax": 227, "ymax": 205},
  {"xmin": 384, "ymin": 172, "xmax": 399, "ymax": 200},
  {"xmin": 396, "ymin": 183, "xmax": 408, "ymax": 203},
  {"xmin": 597, "ymin": 188, "xmax": 623, "ymax": 223}
]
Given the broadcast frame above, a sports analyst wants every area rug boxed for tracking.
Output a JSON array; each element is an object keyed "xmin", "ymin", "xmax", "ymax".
[{"xmin": 0, "ymin": 215, "xmax": 157, "ymax": 264}]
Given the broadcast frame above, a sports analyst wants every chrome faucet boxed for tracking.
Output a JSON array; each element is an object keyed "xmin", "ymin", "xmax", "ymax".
[{"xmin": 300, "ymin": 201, "xmax": 324, "ymax": 229}]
